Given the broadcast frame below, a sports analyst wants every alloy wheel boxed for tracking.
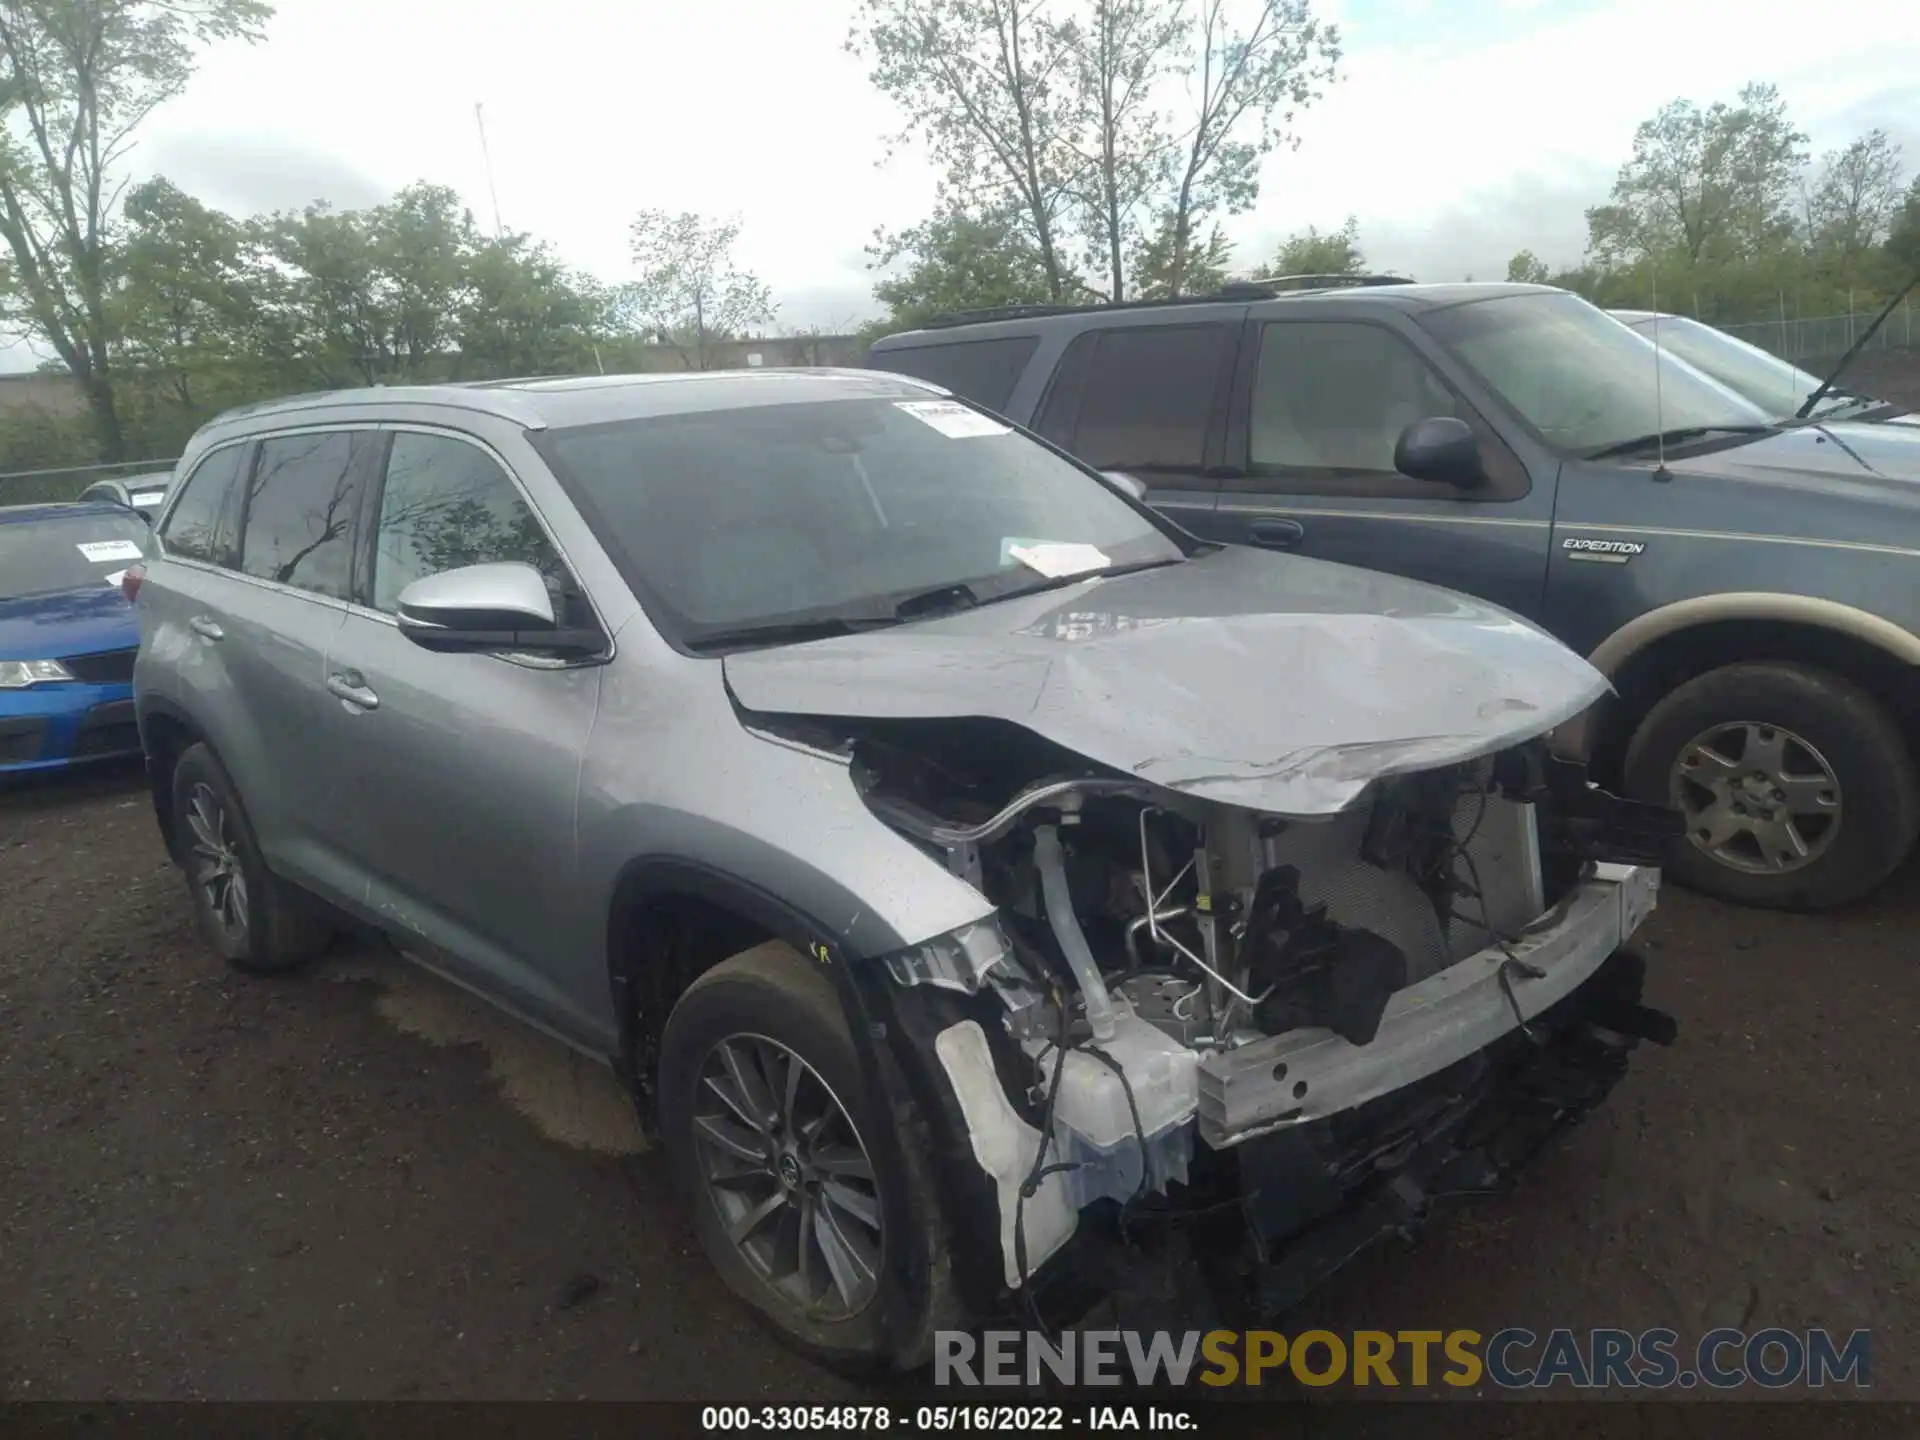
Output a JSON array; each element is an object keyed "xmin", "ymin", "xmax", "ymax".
[
  {"xmin": 691, "ymin": 1033, "xmax": 884, "ymax": 1322},
  {"xmin": 1670, "ymin": 720, "xmax": 1842, "ymax": 875},
  {"xmin": 185, "ymin": 782, "xmax": 251, "ymax": 943}
]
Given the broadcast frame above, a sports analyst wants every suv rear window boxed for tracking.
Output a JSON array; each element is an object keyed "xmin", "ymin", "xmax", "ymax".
[
  {"xmin": 865, "ymin": 336, "xmax": 1038, "ymax": 412},
  {"xmin": 160, "ymin": 444, "xmax": 245, "ymax": 563}
]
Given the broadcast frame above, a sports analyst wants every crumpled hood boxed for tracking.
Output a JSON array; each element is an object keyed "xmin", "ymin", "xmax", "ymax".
[{"xmin": 724, "ymin": 545, "xmax": 1609, "ymax": 816}]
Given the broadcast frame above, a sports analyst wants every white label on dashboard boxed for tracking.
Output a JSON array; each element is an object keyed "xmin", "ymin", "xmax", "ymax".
[{"xmin": 77, "ymin": 539, "xmax": 145, "ymax": 562}]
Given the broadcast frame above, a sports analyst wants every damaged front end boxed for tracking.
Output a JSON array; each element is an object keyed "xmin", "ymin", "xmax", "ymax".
[{"xmin": 809, "ymin": 716, "xmax": 1682, "ymax": 1324}]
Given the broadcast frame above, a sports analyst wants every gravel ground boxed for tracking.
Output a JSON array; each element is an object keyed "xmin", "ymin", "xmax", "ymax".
[{"xmin": 1, "ymin": 759, "xmax": 1916, "ymax": 1404}]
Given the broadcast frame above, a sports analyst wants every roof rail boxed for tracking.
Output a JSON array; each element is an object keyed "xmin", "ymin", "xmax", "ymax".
[
  {"xmin": 1241, "ymin": 273, "xmax": 1415, "ymax": 293},
  {"xmin": 916, "ymin": 273, "xmax": 1416, "ymax": 329}
]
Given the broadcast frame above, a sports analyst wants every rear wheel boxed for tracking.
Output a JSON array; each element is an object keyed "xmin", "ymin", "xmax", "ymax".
[
  {"xmin": 170, "ymin": 742, "xmax": 334, "ymax": 973},
  {"xmin": 657, "ymin": 941, "xmax": 961, "ymax": 1371},
  {"xmin": 1623, "ymin": 662, "xmax": 1919, "ymax": 909}
]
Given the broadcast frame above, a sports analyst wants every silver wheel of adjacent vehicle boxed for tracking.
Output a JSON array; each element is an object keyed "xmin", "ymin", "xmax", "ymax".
[
  {"xmin": 1625, "ymin": 662, "xmax": 1919, "ymax": 910},
  {"xmin": 185, "ymin": 780, "xmax": 251, "ymax": 944},
  {"xmin": 692, "ymin": 1033, "xmax": 884, "ymax": 1323},
  {"xmin": 1670, "ymin": 720, "xmax": 1843, "ymax": 876}
]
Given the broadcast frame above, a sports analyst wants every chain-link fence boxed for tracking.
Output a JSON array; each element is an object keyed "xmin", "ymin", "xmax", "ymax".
[
  {"xmin": 0, "ymin": 457, "xmax": 178, "ymax": 510},
  {"xmin": 1719, "ymin": 301, "xmax": 1917, "ymax": 364}
]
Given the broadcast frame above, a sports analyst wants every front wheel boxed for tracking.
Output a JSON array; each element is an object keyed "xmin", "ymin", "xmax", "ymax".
[
  {"xmin": 657, "ymin": 941, "xmax": 962, "ymax": 1371},
  {"xmin": 1623, "ymin": 662, "xmax": 1919, "ymax": 909}
]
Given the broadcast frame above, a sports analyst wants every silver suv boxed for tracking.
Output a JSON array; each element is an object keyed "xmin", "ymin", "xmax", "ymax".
[{"xmin": 129, "ymin": 370, "xmax": 1678, "ymax": 1369}]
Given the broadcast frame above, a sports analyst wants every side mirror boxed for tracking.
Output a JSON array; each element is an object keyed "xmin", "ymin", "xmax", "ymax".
[
  {"xmin": 1394, "ymin": 417, "xmax": 1488, "ymax": 489},
  {"xmin": 1099, "ymin": 470, "xmax": 1149, "ymax": 502},
  {"xmin": 395, "ymin": 561, "xmax": 597, "ymax": 656}
]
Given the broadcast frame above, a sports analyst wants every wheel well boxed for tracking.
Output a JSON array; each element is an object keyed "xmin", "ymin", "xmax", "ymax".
[
  {"xmin": 140, "ymin": 709, "xmax": 202, "ymax": 862},
  {"xmin": 1594, "ymin": 619, "xmax": 1920, "ymax": 786},
  {"xmin": 608, "ymin": 883, "xmax": 780, "ymax": 1107}
]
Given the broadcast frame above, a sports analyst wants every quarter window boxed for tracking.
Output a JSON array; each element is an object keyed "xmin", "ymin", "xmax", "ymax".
[
  {"xmin": 159, "ymin": 445, "xmax": 244, "ymax": 564},
  {"xmin": 370, "ymin": 432, "xmax": 572, "ymax": 619},
  {"xmin": 238, "ymin": 431, "xmax": 372, "ymax": 599}
]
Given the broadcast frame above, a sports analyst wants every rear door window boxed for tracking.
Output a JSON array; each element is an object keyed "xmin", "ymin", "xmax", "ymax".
[
  {"xmin": 1034, "ymin": 323, "xmax": 1234, "ymax": 471},
  {"xmin": 237, "ymin": 430, "xmax": 374, "ymax": 600},
  {"xmin": 159, "ymin": 444, "xmax": 245, "ymax": 564},
  {"xmin": 865, "ymin": 336, "xmax": 1039, "ymax": 412}
]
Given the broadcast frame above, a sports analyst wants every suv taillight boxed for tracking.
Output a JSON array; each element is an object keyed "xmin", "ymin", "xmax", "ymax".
[{"xmin": 121, "ymin": 563, "xmax": 145, "ymax": 605}]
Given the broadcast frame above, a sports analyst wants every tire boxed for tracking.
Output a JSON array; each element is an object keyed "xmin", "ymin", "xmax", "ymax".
[
  {"xmin": 1623, "ymin": 662, "xmax": 1919, "ymax": 910},
  {"xmin": 170, "ymin": 742, "xmax": 334, "ymax": 974},
  {"xmin": 658, "ymin": 940, "xmax": 962, "ymax": 1372}
]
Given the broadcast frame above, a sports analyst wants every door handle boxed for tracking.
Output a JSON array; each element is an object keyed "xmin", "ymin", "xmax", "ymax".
[
  {"xmin": 326, "ymin": 672, "xmax": 379, "ymax": 711},
  {"xmin": 1248, "ymin": 518, "xmax": 1306, "ymax": 550},
  {"xmin": 188, "ymin": 616, "xmax": 224, "ymax": 641}
]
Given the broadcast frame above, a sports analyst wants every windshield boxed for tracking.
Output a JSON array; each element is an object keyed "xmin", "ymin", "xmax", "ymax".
[
  {"xmin": 538, "ymin": 395, "xmax": 1187, "ymax": 645},
  {"xmin": 0, "ymin": 511, "xmax": 153, "ymax": 601},
  {"xmin": 1618, "ymin": 315, "xmax": 1840, "ymax": 420},
  {"xmin": 1420, "ymin": 292, "xmax": 1773, "ymax": 453}
]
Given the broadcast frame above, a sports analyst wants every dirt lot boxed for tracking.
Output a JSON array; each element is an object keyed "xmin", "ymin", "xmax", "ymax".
[{"xmin": 1, "ymin": 760, "xmax": 1916, "ymax": 1404}]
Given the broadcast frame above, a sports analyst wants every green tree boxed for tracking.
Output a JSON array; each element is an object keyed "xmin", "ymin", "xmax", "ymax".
[
  {"xmin": 1154, "ymin": 0, "xmax": 1340, "ymax": 296},
  {"xmin": 864, "ymin": 207, "xmax": 1057, "ymax": 339},
  {"xmin": 1506, "ymin": 249, "xmax": 1552, "ymax": 285},
  {"xmin": 1134, "ymin": 219, "xmax": 1232, "ymax": 297},
  {"xmin": 454, "ymin": 235, "xmax": 606, "ymax": 379},
  {"xmin": 849, "ymin": 0, "xmax": 1084, "ymax": 303},
  {"xmin": 1064, "ymin": 0, "xmax": 1183, "ymax": 301},
  {"xmin": 1803, "ymin": 129, "xmax": 1906, "ymax": 259},
  {"xmin": 1887, "ymin": 176, "xmax": 1920, "ymax": 274},
  {"xmin": 115, "ymin": 179, "xmax": 257, "ymax": 411},
  {"xmin": 0, "ymin": 0, "xmax": 273, "ymax": 459},
  {"xmin": 852, "ymin": 0, "xmax": 1340, "ymax": 305},
  {"xmin": 619, "ymin": 210, "xmax": 774, "ymax": 370},
  {"xmin": 1256, "ymin": 216, "xmax": 1363, "ymax": 277},
  {"xmin": 1585, "ymin": 83, "xmax": 1806, "ymax": 270}
]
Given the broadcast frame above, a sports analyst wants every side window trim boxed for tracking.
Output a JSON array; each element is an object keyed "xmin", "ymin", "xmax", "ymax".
[
  {"xmin": 357, "ymin": 422, "xmax": 612, "ymax": 656},
  {"xmin": 1225, "ymin": 315, "xmax": 1531, "ymax": 503}
]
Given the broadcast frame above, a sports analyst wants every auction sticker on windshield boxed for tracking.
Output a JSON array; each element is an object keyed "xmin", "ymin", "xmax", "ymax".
[
  {"xmin": 1006, "ymin": 539, "xmax": 1111, "ymax": 579},
  {"xmin": 895, "ymin": 399, "xmax": 1011, "ymax": 439},
  {"xmin": 76, "ymin": 539, "xmax": 145, "ymax": 563},
  {"xmin": 130, "ymin": 491, "xmax": 165, "ymax": 506}
]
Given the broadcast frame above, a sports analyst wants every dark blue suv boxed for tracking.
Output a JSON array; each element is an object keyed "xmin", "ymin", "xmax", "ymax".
[{"xmin": 867, "ymin": 280, "xmax": 1920, "ymax": 910}]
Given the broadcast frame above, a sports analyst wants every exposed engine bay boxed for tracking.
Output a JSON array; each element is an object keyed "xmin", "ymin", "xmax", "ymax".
[{"xmin": 754, "ymin": 710, "xmax": 1681, "ymax": 1311}]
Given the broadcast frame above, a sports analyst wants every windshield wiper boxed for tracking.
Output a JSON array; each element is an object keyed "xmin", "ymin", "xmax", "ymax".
[
  {"xmin": 1584, "ymin": 425, "xmax": 1774, "ymax": 460},
  {"xmin": 1796, "ymin": 264, "xmax": 1920, "ymax": 419},
  {"xmin": 891, "ymin": 581, "xmax": 979, "ymax": 620},
  {"xmin": 684, "ymin": 614, "xmax": 900, "ymax": 653}
]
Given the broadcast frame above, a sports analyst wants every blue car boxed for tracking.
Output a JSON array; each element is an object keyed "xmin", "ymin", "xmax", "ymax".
[{"xmin": 0, "ymin": 502, "xmax": 155, "ymax": 774}]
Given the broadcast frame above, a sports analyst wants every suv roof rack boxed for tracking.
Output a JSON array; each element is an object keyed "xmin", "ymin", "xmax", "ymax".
[{"xmin": 919, "ymin": 273, "xmax": 1415, "ymax": 329}]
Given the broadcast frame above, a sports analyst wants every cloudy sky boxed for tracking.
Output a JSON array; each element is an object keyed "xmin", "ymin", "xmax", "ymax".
[{"xmin": 13, "ymin": 0, "xmax": 1920, "ymax": 366}]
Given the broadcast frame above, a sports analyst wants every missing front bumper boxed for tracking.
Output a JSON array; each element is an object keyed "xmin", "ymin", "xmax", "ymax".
[{"xmin": 1197, "ymin": 864, "xmax": 1660, "ymax": 1148}]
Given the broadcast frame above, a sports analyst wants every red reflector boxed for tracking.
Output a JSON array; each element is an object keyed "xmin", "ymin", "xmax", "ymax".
[{"xmin": 121, "ymin": 563, "xmax": 145, "ymax": 604}]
